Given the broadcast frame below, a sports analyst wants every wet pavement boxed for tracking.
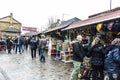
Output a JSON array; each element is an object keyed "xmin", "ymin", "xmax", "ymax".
[{"xmin": 0, "ymin": 49, "xmax": 73, "ymax": 80}]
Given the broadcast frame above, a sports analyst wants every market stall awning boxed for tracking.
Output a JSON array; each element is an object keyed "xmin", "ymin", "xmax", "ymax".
[
  {"xmin": 45, "ymin": 17, "xmax": 80, "ymax": 33},
  {"xmin": 2, "ymin": 27, "xmax": 21, "ymax": 33},
  {"xmin": 62, "ymin": 10, "xmax": 120, "ymax": 31}
]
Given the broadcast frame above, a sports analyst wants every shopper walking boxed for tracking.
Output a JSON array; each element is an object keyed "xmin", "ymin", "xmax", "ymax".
[
  {"xmin": 24, "ymin": 37, "xmax": 29, "ymax": 51},
  {"xmin": 104, "ymin": 38, "xmax": 120, "ymax": 80},
  {"xmin": 14, "ymin": 35, "xmax": 23, "ymax": 54},
  {"xmin": 30, "ymin": 36, "xmax": 38, "ymax": 59},
  {"xmin": 12, "ymin": 37, "xmax": 16, "ymax": 50},
  {"xmin": 87, "ymin": 36, "xmax": 104, "ymax": 80},
  {"xmin": 69, "ymin": 35, "xmax": 84, "ymax": 80},
  {"xmin": 39, "ymin": 35, "xmax": 47, "ymax": 62},
  {"xmin": 37, "ymin": 36, "xmax": 41, "ymax": 56},
  {"xmin": 6, "ymin": 37, "xmax": 13, "ymax": 54}
]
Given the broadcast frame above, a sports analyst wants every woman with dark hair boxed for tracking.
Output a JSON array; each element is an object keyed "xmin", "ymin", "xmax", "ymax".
[{"xmin": 88, "ymin": 37, "xmax": 105, "ymax": 80}]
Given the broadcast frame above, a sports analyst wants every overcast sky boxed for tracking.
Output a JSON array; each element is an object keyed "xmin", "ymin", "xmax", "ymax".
[{"xmin": 0, "ymin": 0, "xmax": 120, "ymax": 32}]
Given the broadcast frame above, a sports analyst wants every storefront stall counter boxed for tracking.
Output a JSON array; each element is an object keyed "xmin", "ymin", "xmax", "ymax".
[{"xmin": 61, "ymin": 50, "xmax": 73, "ymax": 63}]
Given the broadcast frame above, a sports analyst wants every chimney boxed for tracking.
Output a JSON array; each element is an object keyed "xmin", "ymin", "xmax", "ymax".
[
  {"xmin": 10, "ymin": 13, "xmax": 13, "ymax": 27},
  {"xmin": 10, "ymin": 13, "xmax": 13, "ymax": 17}
]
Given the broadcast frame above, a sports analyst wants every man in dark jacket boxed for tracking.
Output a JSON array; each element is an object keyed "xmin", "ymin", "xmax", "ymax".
[
  {"xmin": 6, "ymin": 37, "xmax": 13, "ymax": 53},
  {"xmin": 30, "ymin": 36, "xmax": 38, "ymax": 59},
  {"xmin": 14, "ymin": 35, "xmax": 23, "ymax": 54},
  {"xmin": 69, "ymin": 35, "xmax": 84, "ymax": 80}
]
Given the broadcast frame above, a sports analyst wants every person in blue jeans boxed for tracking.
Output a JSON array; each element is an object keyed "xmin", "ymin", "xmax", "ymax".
[
  {"xmin": 40, "ymin": 47, "xmax": 45, "ymax": 61},
  {"xmin": 39, "ymin": 35, "xmax": 47, "ymax": 62},
  {"xmin": 14, "ymin": 35, "xmax": 23, "ymax": 54}
]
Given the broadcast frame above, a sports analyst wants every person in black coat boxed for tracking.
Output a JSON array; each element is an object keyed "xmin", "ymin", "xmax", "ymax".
[
  {"xmin": 6, "ymin": 37, "xmax": 13, "ymax": 53},
  {"xmin": 30, "ymin": 36, "xmax": 38, "ymax": 59},
  {"xmin": 88, "ymin": 37, "xmax": 105, "ymax": 80},
  {"xmin": 69, "ymin": 35, "xmax": 84, "ymax": 80}
]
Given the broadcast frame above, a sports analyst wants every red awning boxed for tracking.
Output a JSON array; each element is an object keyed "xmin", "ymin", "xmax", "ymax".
[{"xmin": 62, "ymin": 10, "xmax": 120, "ymax": 30}]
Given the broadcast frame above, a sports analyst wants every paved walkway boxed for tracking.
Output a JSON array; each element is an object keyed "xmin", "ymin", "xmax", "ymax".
[{"xmin": 0, "ymin": 50, "xmax": 73, "ymax": 80}]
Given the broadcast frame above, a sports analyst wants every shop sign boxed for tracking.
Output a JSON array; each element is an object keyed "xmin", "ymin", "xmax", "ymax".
[{"xmin": 22, "ymin": 27, "xmax": 37, "ymax": 32}]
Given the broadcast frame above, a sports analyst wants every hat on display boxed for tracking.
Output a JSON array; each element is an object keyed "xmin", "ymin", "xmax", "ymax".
[
  {"xmin": 102, "ymin": 22, "xmax": 108, "ymax": 31},
  {"xmin": 96, "ymin": 23, "xmax": 102, "ymax": 32},
  {"xmin": 107, "ymin": 21, "xmax": 114, "ymax": 31},
  {"xmin": 112, "ymin": 20, "xmax": 120, "ymax": 32}
]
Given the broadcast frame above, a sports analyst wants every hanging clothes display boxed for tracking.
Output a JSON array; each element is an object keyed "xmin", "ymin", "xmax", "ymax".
[
  {"xmin": 112, "ymin": 20, "xmax": 120, "ymax": 32},
  {"xmin": 101, "ymin": 22, "xmax": 108, "ymax": 32},
  {"xmin": 107, "ymin": 21, "xmax": 114, "ymax": 31}
]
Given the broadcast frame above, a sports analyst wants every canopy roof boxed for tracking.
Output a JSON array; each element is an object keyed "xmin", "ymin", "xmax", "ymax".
[
  {"xmin": 45, "ymin": 17, "xmax": 80, "ymax": 33},
  {"xmin": 62, "ymin": 10, "xmax": 120, "ymax": 31}
]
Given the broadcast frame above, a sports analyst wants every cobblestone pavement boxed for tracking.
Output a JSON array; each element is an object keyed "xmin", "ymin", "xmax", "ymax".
[{"xmin": 0, "ymin": 50, "xmax": 73, "ymax": 80}]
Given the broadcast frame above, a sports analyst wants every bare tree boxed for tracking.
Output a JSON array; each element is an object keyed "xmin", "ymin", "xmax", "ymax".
[{"xmin": 47, "ymin": 16, "xmax": 60, "ymax": 28}]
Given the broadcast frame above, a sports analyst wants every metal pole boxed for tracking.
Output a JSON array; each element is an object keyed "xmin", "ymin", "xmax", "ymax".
[{"xmin": 110, "ymin": 0, "xmax": 112, "ymax": 11}]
